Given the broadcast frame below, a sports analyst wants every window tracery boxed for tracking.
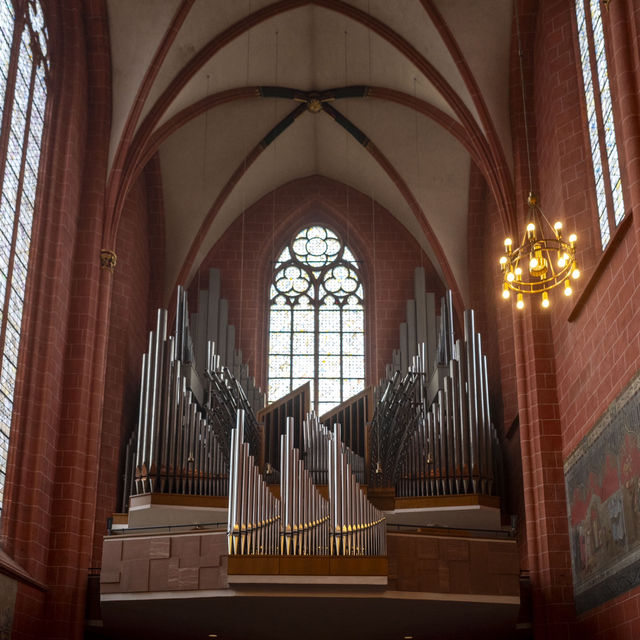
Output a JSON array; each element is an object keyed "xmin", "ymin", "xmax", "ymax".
[
  {"xmin": 268, "ymin": 225, "xmax": 365, "ymax": 415},
  {"xmin": 0, "ymin": 0, "xmax": 48, "ymax": 516},
  {"xmin": 575, "ymin": 0, "xmax": 624, "ymax": 249}
]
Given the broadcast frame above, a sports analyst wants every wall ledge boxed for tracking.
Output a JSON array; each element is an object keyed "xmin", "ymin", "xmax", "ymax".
[
  {"xmin": 568, "ymin": 211, "xmax": 634, "ymax": 322},
  {"xmin": 0, "ymin": 548, "xmax": 47, "ymax": 591}
]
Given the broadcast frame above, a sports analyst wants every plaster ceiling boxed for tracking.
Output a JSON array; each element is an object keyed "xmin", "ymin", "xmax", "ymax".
[{"xmin": 106, "ymin": 0, "xmax": 515, "ymax": 306}]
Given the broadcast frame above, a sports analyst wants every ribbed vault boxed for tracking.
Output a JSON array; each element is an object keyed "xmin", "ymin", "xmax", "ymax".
[{"xmin": 105, "ymin": 0, "xmax": 516, "ymax": 309}]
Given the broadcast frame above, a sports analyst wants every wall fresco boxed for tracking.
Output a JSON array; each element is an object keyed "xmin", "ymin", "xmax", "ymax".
[{"xmin": 565, "ymin": 370, "xmax": 640, "ymax": 613}]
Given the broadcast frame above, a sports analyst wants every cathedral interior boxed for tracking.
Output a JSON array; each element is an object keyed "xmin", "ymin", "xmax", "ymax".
[{"xmin": 0, "ymin": 1, "xmax": 639, "ymax": 639}]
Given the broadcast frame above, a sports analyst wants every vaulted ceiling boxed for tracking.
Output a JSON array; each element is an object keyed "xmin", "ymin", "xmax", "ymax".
[{"xmin": 105, "ymin": 0, "xmax": 516, "ymax": 306}]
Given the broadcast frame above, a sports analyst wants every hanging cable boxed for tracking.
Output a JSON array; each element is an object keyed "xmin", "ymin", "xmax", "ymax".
[{"xmin": 514, "ymin": 0, "xmax": 533, "ymax": 195}]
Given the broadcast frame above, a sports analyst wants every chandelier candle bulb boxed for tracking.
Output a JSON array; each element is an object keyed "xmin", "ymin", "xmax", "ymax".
[
  {"xmin": 553, "ymin": 222, "xmax": 563, "ymax": 241},
  {"xmin": 564, "ymin": 279, "xmax": 573, "ymax": 296},
  {"xmin": 541, "ymin": 291, "xmax": 550, "ymax": 308},
  {"xmin": 526, "ymin": 222, "xmax": 536, "ymax": 239},
  {"xmin": 516, "ymin": 293, "xmax": 524, "ymax": 310}
]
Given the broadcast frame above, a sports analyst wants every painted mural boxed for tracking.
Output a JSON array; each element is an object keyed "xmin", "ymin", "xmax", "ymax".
[{"xmin": 565, "ymin": 371, "xmax": 640, "ymax": 613}]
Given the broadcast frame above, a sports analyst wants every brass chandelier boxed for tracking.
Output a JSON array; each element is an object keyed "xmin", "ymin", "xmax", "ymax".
[
  {"xmin": 499, "ymin": 192, "xmax": 579, "ymax": 309},
  {"xmin": 500, "ymin": 0, "xmax": 579, "ymax": 310}
]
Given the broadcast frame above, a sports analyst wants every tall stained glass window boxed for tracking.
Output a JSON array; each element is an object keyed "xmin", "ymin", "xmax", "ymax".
[
  {"xmin": 575, "ymin": 0, "xmax": 624, "ymax": 249},
  {"xmin": 0, "ymin": 0, "xmax": 49, "ymax": 517},
  {"xmin": 268, "ymin": 226, "xmax": 365, "ymax": 416}
]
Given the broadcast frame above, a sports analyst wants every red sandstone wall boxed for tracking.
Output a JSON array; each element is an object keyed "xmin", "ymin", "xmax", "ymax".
[
  {"xmin": 534, "ymin": 0, "xmax": 640, "ymax": 458},
  {"xmin": 92, "ymin": 173, "xmax": 155, "ymax": 565},
  {"xmin": 191, "ymin": 175, "xmax": 445, "ymax": 390},
  {"xmin": 2, "ymin": 2, "xmax": 115, "ymax": 638},
  {"xmin": 530, "ymin": 0, "xmax": 640, "ymax": 636}
]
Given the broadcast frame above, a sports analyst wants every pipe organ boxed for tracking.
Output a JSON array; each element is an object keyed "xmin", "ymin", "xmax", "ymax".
[
  {"xmin": 125, "ymin": 285, "xmax": 264, "ymax": 508},
  {"xmin": 370, "ymin": 300, "xmax": 501, "ymax": 498},
  {"xmin": 227, "ymin": 409, "xmax": 280, "ymax": 555},
  {"xmin": 205, "ymin": 355, "xmax": 261, "ymax": 462},
  {"xmin": 257, "ymin": 382, "xmax": 311, "ymax": 483},
  {"xmin": 280, "ymin": 416, "xmax": 330, "ymax": 555},
  {"xmin": 187, "ymin": 268, "xmax": 265, "ymax": 414},
  {"xmin": 124, "ymin": 268, "xmax": 502, "ymax": 545},
  {"xmin": 318, "ymin": 387, "xmax": 372, "ymax": 460},
  {"xmin": 328, "ymin": 423, "xmax": 385, "ymax": 555},
  {"xmin": 381, "ymin": 267, "xmax": 439, "ymax": 385},
  {"xmin": 228, "ymin": 410, "xmax": 385, "ymax": 556},
  {"xmin": 302, "ymin": 412, "xmax": 365, "ymax": 485},
  {"xmin": 133, "ymin": 307, "xmax": 230, "ymax": 497}
]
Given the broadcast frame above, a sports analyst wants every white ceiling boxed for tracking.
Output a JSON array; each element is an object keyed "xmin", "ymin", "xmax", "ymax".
[{"xmin": 106, "ymin": 0, "xmax": 514, "ymax": 305}]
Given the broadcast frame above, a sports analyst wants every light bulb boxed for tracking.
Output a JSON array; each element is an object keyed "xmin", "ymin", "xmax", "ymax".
[
  {"xmin": 564, "ymin": 279, "xmax": 572, "ymax": 296},
  {"xmin": 529, "ymin": 256, "xmax": 538, "ymax": 269},
  {"xmin": 502, "ymin": 283, "xmax": 510, "ymax": 299},
  {"xmin": 516, "ymin": 293, "xmax": 524, "ymax": 310},
  {"xmin": 506, "ymin": 271, "xmax": 515, "ymax": 282},
  {"xmin": 515, "ymin": 267, "xmax": 522, "ymax": 277},
  {"xmin": 541, "ymin": 291, "xmax": 550, "ymax": 308},
  {"xmin": 554, "ymin": 221, "xmax": 563, "ymax": 230},
  {"xmin": 504, "ymin": 237, "xmax": 512, "ymax": 247},
  {"xmin": 499, "ymin": 256, "xmax": 508, "ymax": 266},
  {"xmin": 557, "ymin": 256, "xmax": 566, "ymax": 268},
  {"xmin": 569, "ymin": 233, "xmax": 577, "ymax": 243},
  {"xmin": 527, "ymin": 223, "xmax": 536, "ymax": 233},
  {"xmin": 572, "ymin": 267, "xmax": 580, "ymax": 279}
]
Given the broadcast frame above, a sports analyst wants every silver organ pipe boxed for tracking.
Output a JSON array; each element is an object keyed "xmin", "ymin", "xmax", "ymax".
[
  {"xmin": 302, "ymin": 412, "xmax": 365, "ymax": 485},
  {"xmin": 125, "ymin": 283, "xmax": 269, "ymax": 509},
  {"xmin": 391, "ymin": 308, "xmax": 499, "ymax": 498},
  {"xmin": 228, "ymin": 411, "xmax": 385, "ymax": 557},
  {"xmin": 228, "ymin": 409, "xmax": 280, "ymax": 555},
  {"xmin": 329, "ymin": 423, "xmax": 386, "ymax": 556},
  {"xmin": 279, "ymin": 417, "xmax": 330, "ymax": 555},
  {"xmin": 371, "ymin": 289, "xmax": 501, "ymax": 500},
  {"xmin": 131, "ymin": 303, "xmax": 230, "ymax": 502}
]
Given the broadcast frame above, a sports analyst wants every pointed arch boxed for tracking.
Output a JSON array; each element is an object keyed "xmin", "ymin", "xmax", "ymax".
[{"xmin": 267, "ymin": 224, "xmax": 365, "ymax": 414}]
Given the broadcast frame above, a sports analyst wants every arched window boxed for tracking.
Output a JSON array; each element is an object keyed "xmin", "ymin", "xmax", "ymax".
[
  {"xmin": 575, "ymin": 0, "xmax": 624, "ymax": 249},
  {"xmin": 268, "ymin": 225, "xmax": 365, "ymax": 416},
  {"xmin": 0, "ymin": 0, "xmax": 48, "ymax": 517}
]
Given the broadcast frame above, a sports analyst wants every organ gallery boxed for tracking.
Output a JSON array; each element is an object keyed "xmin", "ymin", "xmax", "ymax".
[{"xmin": 0, "ymin": 1, "xmax": 639, "ymax": 639}]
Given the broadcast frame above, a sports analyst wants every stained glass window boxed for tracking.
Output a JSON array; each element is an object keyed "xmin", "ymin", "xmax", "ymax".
[
  {"xmin": 268, "ymin": 226, "xmax": 365, "ymax": 415},
  {"xmin": 575, "ymin": 0, "xmax": 624, "ymax": 249},
  {"xmin": 0, "ymin": 0, "xmax": 48, "ymax": 518}
]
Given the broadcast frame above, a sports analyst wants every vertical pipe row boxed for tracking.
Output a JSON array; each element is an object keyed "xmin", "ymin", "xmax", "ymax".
[
  {"xmin": 393, "ymin": 308, "xmax": 497, "ymax": 499},
  {"xmin": 132, "ymin": 309, "xmax": 230, "ymax": 502},
  {"xmin": 228, "ymin": 409, "xmax": 281, "ymax": 555},
  {"xmin": 329, "ymin": 424, "xmax": 386, "ymax": 556},
  {"xmin": 227, "ymin": 412, "xmax": 384, "ymax": 556},
  {"xmin": 280, "ymin": 417, "xmax": 330, "ymax": 555}
]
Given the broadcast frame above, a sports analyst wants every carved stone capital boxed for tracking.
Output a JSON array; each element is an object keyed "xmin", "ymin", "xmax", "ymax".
[{"xmin": 100, "ymin": 249, "xmax": 117, "ymax": 272}]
